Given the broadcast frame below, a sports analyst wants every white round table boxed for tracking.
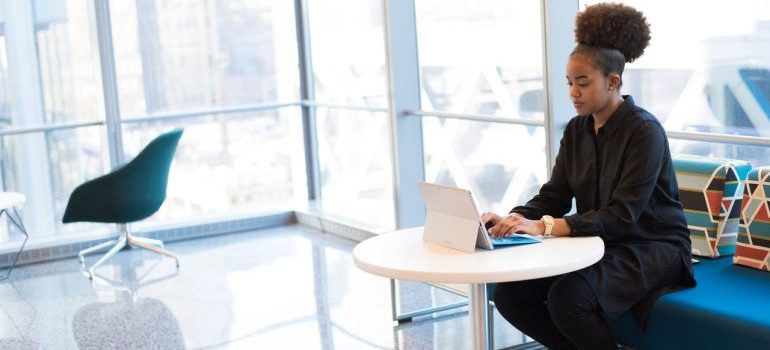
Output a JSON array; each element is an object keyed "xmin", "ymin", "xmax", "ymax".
[
  {"xmin": 353, "ymin": 227, "xmax": 604, "ymax": 350},
  {"xmin": 0, "ymin": 192, "xmax": 28, "ymax": 281}
]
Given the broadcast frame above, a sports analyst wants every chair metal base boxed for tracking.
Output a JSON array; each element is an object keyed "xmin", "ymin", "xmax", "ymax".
[
  {"xmin": 0, "ymin": 207, "xmax": 29, "ymax": 282},
  {"xmin": 79, "ymin": 225, "xmax": 180, "ymax": 279}
]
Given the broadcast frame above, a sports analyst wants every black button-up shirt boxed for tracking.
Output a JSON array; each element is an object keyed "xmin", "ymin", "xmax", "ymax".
[{"xmin": 512, "ymin": 96, "xmax": 695, "ymax": 320}]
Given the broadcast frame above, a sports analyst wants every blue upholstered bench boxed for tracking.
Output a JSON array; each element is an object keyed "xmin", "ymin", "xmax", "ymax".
[
  {"xmin": 609, "ymin": 257, "xmax": 770, "ymax": 350},
  {"xmin": 606, "ymin": 156, "xmax": 770, "ymax": 349}
]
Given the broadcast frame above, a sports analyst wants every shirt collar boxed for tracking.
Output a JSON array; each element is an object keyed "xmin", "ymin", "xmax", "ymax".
[{"xmin": 582, "ymin": 95, "xmax": 635, "ymax": 136}]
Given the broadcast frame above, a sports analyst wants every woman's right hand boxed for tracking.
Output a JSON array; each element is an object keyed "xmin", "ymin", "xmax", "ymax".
[{"xmin": 481, "ymin": 212, "xmax": 503, "ymax": 230}]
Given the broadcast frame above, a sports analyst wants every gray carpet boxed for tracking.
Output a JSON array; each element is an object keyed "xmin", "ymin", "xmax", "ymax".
[{"xmin": 72, "ymin": 298, "xmax": 185, "ymax": 350}]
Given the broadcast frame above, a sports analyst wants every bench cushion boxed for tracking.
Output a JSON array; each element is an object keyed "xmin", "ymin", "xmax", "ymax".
[
  {"xmin": 609, "ymin": 257, "xmax": 770, "ymax": 350},
  {"xmin": 736, "ymin": 166, "xmax": 770, "ymax": 271},
  {"xmin": 673, "ymin": 156, "xmax": 751, "ymax": 257}
]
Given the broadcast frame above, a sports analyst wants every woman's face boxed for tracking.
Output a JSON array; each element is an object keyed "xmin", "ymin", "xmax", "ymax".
[{"xmin": 566, "ymin": 55, "xmax": 617, "ymax": 117}]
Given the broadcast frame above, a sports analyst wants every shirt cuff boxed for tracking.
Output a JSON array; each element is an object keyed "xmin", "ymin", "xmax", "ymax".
[{"xmin": 563, "ymin": 215, "xmax": 591, "ymax": 237}]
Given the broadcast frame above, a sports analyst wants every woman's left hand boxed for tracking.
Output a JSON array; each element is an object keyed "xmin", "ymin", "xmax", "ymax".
[{"xmin": 488, "ymin": 212, "xmax": 545, "ymax": 238}]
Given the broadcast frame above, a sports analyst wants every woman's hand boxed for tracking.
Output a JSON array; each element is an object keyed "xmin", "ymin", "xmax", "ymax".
[
  {"xmin": 486, "ymin": 212, "xmax": 545, "ymax": 238},
  {"xmin": 480, "ymin": 211, "xmax": 503, "ymax": 230}
]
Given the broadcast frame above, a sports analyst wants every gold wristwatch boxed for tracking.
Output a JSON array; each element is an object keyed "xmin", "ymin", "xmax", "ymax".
[{"xmin": 541, "ymin": 215, "xmax": 554, "ymax": 238}]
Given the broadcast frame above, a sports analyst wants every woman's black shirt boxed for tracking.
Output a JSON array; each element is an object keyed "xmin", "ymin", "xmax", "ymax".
[{"xmin": 511, "ymin": 95, "xmax": 696, "ymax": 324}]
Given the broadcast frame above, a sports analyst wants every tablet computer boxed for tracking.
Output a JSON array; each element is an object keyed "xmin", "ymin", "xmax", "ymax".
[{"xmin": 417, "ymin": 181, "xmax": 540, "ymax": 253}]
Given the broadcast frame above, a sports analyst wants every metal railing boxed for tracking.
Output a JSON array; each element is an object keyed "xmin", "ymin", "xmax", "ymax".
[
  {"xmin": 0, "ymin": 120, "xmax": 104, "ymax": 137},
  {"xmin": 404, "ymin": 108, "xmax": 770, "ymax": 147},
  {"xmin": 405, "ymin": 109, "xmax": 545, "ymax": 127},
  {"xmin": 666, "ymin": 130, "xmax": 770, "ymax": 147},
  {"xmin": 121, "ymin": 101, "xmax": 301, "ymax": 124},
  {"xmin": 4, "ymin": 105, "xmax": 770, "ymax": 149},
  {"xmin": 302, "ymin": 100, "xmax": 389, "ymax": 113},
  {"xmin": 0, "ymin": 101, "xmax": 396, "ymax": 138},
  {"xmin": 0, "ymin": 102, "xmax": 302, "ymax": 137}
]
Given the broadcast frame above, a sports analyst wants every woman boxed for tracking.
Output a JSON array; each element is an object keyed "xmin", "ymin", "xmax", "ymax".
[{"xmin": 481, "ymin": 3, "xmax": 696, "ymax": 350}]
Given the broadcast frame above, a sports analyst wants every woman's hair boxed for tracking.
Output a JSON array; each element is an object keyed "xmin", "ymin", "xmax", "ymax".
[{"xmin": 571, "ymin": 3, "xmax": 651, "ymax": 84}]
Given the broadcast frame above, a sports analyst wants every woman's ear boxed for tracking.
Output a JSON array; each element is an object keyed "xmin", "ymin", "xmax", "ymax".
[{"xmin": 608, "ymin": 73, "xmax": 621, "ymax": 92}]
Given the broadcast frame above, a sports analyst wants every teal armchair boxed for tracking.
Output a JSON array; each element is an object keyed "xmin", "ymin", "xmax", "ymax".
[{"xmin": 63, "ymin": 128, "xmax": 183, "ymax": 278}]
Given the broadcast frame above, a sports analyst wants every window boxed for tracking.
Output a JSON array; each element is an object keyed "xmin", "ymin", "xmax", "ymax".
[
  {"xmin": 0, "ymin": 0, "xmax": 111, "ymax": 243},
  {"xmin": 110, "ymin": 0, "xmax": 300, "ymax": 115},
  {"xmin": 416, "ymin": 0, "xmax": 546, "ymax": 212},
  {"xmin": 416, "ymin": 0, "xmax": 544, "ymax": 119},
  {"xmin": 111, "ymin": 0, "xmax": 305, "ymax": 228},
  {"xmin": 307, "ymin": 0, "xmax": 388, "ymax": 106},
  {"xmin": 422, "ymin": 118, "xmax": 545, "ymax": 213},
  {"xmin": 308, "ymin": 0, "xmax": 393, "ymax": 229},
  {"xmin": 124, "ymin": 108, "xmax": 306, "ymax": 227},
  {"xmin": 582, "ymin": 0, "xmax": 770, "ymax": 165},
  {"xmin": 1, "ymin": 0, "xmax": 307, "ymax": 248},
  {"xmin": 315, "ymin": 108, "xmax": 393, "ymax": 229}
]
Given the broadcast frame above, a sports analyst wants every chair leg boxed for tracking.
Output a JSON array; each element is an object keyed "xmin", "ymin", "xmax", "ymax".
[
  {"xmin": 78, "ymin": 239, "xmax": 120, "ymax": 264},
  {"xmin": 389, "ymin": 278, "xmax": 469, "ymax": 323},
  {"xmin": 86, "ymin": 235, "xmax": 127, "ymax": 279},
  {"xmin": 130, "ymin": 236, "xmax": 164, "ymax": 248},
  {"xmin": 127, "ymin": 234, "xmax": 180, "ymax": 268},
  {"xmin": 0, "ymin": 207, "xmax": 29, "ymax": 281},
  {"xmin": 488, "ymin": 301, "xmax": 495, "ymax": 350}
]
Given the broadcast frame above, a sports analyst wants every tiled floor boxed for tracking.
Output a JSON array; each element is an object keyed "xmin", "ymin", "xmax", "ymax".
[{"xmin": 0, "ymin": 225, "xmax": 532, "ymax": 349}]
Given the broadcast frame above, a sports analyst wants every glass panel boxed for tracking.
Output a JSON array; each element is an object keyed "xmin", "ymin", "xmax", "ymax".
[
  {"xmin": 122, "ymin": 107, "xmax": 306, "ymax": 228},
  {"xmin": 581, "ymin": 0, "xmax": 770, "ymax": 137},
  {"xmin": 109, "ymin": 0, "xmax": 300, "ymax": 116},
  {"xmin": 423, "ymin": 118, "xmax": 546, "ymax": 214},
  {"xmin": 416, "ymin": 0, "xmax": 544, "ymax": 119},
  {"xmin": 316, "ymin": 108, "xmax": 394, "ymax": 230},
  {"xmin": 307, "ymin": 0, "xmax": 388, "ymax": 106},
  {"xmin": 0, "ymin": 0, "xmax": 108, "ymax": 244},
  {"xmin": 36, "ymin": 0, "xmax": 104, "ymax": 124},
  {"xmin": 1, "ymin": 0, "xmax": 103, "ymax": 127},
  {"xmin": 0, "ymin": 126, "xmax": 113, "ymax": 246}
]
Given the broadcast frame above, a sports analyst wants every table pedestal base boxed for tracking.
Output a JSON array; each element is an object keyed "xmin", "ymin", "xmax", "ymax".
[{"xmin": 469, "ymin": 283, "xmax": 490, "ymax": 350}]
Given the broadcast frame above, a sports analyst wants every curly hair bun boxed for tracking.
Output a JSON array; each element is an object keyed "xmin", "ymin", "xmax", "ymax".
[{"xmin": 575, "ymin": 3, "xmax": 650, "ymax": 63}]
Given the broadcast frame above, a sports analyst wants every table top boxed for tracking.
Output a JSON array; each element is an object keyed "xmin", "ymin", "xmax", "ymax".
[
  {"xmin": 0, "ymin": 192, "xmax": 26, "ymax": 210},
  {"xmin": 353, "ymin": 227, "xmax": 604, "ymax": 284}
]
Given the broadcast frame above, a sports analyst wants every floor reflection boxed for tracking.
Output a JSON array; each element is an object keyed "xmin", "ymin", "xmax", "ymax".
[
  {"xmin": 0, "ymin": 225, "xmax": 528, "ymax": 349},
  {"xmin": 0, "ymin": 337, "xmax": 37, "ymax": 350},
  {"xmin": 87, "ymin": 259, "xmax": 180, "ymax": 301},
  {"xmin": 0, "ymin": 281, "xmax": 38, "ymax": 350},
  {"xmin": 72, "ymin": 298, "xmax": 185, "ymax": 350},
  {"xmin": 75, "ymin": 259, "xmax": 185, "ymax": 349}
]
